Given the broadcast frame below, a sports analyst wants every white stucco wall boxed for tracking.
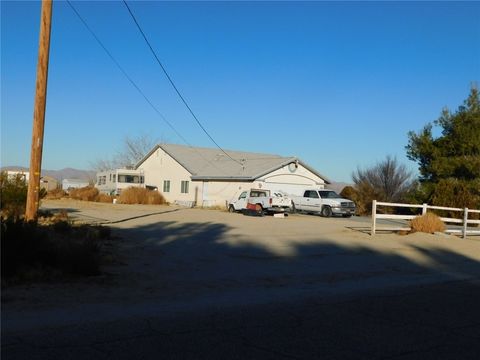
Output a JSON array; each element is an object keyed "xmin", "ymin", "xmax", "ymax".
[
  {"xmin": 137, "ymin": 148, "xmax": 194, "ymax": 205},
  {"xmin": 193, "ymin": 180, "xmax": 255, "ymax": 208},
  {"xmin": 258, "ymin": 164, "xmax": 325, "ymax": 195},
  {"xmin": 137, "ymin": 147, "xmax": 328, "ymax": 208},
  {"xmin": 194, "ymin": 163, "xmax": 327, "ymax": 207}
]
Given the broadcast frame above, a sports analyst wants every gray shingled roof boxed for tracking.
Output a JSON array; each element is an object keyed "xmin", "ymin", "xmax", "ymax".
[{"xmin": 136, "ymin": 143, "xmax": 331, "ymax": 183}]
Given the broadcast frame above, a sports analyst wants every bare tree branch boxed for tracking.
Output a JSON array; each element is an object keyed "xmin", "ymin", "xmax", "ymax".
[
  {"xmin": 352, "ymin": 156, "xmax": 416, "ymax": 203},
  {"xmin": 89, "ymin": 134, "xmax": 160, "ymax": 171}
]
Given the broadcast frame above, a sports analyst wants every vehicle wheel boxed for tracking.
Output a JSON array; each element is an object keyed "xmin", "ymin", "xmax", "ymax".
[
  {"xmin": 255, "ymin": 204, "xmax": 263, "ymax": 215},
  {"xmin": 291, "ymin": 202, "xmax": 296, "ymax": 213},
  {"xmin": 321, "ymin": 206, "xmax": 332, "ymax": 217},
  {"xmin": 228, "ymin": 205, "xmax": 235, "ymax": 213}
]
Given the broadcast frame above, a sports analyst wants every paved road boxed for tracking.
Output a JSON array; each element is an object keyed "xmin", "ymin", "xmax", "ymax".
[
  {"xmin": 3, "ymin": 280, "xmax": 480, "ymax": 360},
  {"xmin": 3, "ymin": 200, "xmax": 480, "ymax": 359}
]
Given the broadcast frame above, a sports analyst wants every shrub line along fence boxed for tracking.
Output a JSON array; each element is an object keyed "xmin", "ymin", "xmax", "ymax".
[{"xmin": 371, "ymin": 200, "xmax": 480, "ymax": 238}]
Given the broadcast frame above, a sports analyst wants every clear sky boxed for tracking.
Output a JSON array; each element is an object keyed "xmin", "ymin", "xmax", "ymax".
[{"xmin": 2, "ymin": 1, "xmax": 479, "ymax": 182}]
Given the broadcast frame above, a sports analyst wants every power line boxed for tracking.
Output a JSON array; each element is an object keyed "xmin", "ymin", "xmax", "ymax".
[
  {"xmin": 122, "ymin": 0, "xmax": 243, "ymax": 167},
  {"xmin": 66, "ymin": 0, "xmax": 232, "ymax": 175},
  {"xmin": 66, "ymin": 0, "xmax": 189, "ymax": 145}
]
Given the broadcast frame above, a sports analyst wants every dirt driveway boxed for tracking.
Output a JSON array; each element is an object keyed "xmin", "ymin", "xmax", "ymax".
[{"xmin": 5, "ymin": 199, "xmax": 480, "ymax": 318}]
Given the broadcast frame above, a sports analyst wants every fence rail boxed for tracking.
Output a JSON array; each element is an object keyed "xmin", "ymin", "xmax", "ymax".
[{"xmin": 371, "ymin": 200, "xmax": 480, "ymax": 238}]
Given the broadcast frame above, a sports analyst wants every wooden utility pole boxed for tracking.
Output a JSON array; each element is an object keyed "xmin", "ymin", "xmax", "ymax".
[{"xmin": 25, "ymin": 0, "xmax": 53, "ymax": 222}]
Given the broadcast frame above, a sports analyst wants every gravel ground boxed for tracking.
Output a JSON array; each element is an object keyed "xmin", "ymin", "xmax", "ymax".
[{"xmin": 2, "ymin": 199, "xmax": 480, "ymax": 359}]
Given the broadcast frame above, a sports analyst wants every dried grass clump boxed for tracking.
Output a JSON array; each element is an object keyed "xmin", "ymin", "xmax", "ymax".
[
  {"xmin": 97, "ymin": 193, "xmax": 114, "ymax": 203},
  {"xmin": 45, "ymin": 188, "xmax": 66, "ymax": 199},
  {"xmin": 69, "ymin": 186, "xmax": 99, "ymax": 202},
  {"xmin": 118, "ymin": 187, "xmax": 166, "ymax": 205},
  {"xmin": 410, "ymin": 212, "xmax": 446, "ymax": 234},
  {"xmin": 38, "ymin": 209, "xmax": 69, "ymax": 226}
]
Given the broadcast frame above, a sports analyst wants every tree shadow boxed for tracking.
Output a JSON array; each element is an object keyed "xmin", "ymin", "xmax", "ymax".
[
  {"xmin": 3, "ymin": 214, "xmax": 480, "ymax": 360},
  {"xmin": 109, "ymin": 216, "xmax": 480, "ymax": 305}
]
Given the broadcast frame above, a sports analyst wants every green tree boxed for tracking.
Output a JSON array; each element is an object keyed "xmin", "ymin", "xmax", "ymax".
[{"xmin": 406, "ymin": 87, "xmax": 480, "ymax": 209}]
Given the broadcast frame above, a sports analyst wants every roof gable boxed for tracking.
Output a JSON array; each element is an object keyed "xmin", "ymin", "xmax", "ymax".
[{"xmin": 136, "ymin": 143, "xmax": 330, "ymax": 183}]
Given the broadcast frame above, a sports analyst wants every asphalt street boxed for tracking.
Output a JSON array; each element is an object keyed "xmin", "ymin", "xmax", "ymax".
[{"xmin": 3, "ymin": 279, "xmax": 480, "ymax": 360}]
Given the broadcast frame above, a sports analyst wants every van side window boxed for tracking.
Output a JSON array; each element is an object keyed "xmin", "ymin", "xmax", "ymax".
[{"xmin": 239, "ymin": 191, "xmax": 247, "ymax": 199}]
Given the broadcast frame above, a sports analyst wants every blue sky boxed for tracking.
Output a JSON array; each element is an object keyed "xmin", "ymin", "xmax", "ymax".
[{"xmin": 2, "ymin": 1, "xmax": 479, "ymax": 182}]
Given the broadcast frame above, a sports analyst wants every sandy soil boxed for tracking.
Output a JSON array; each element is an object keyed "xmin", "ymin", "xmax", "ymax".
[{"xmin": 3, "ymin": 199, "xmax": 480, "ymax": 332}]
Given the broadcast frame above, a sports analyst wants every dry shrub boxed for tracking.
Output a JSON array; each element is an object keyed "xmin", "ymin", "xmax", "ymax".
[
  {"xmin": 67, "ymin": 186, "xmax": 114, "ymax": 203},
  {"xmin": 1, "ymin": 217, "xmax": 110, "ymax": 283},
  {"xmin": 118, "ymin": 187, "xmax": 166, "ymax": 205},
  {"xmin": 0, "ymin": 172, "xmax": 27, "ymax": 219},
  {"xmin": 340, "ymin": 183, "xmax": 375, "ymax": 216},
  {"xmin": 69, "ymin": 186, "xmax": 99, "ymax": 201},
  {"xmin": 97, "ymin": 193, "xmax": 114, "ymax": 203},
  {"xmin": 410, "ymin": 213, "xmax": 446, "ymax": 234},
  {"xmin": 38, "ymin": 209, "xmax": 69, "ymax": 226},
  {"xmin": 45, "ymin": 188, "xmax": 66, "ymax": 199}
]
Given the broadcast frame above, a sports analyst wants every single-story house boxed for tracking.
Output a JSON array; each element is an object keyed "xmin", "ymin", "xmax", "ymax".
[
  {"xmin": 136, "ymin": 143, "xmax": 331, "ymax": 207},
  {"xmin": 6, "ymin": 170, "xmax": 29, "ymax": 182}
]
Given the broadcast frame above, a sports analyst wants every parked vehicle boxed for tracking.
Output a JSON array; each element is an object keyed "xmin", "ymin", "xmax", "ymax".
[
  {"xmin": 228, "ymin": 189, "xmax": 291, "ymax": 214},
  {"xmin": 95, "ymin": 168, "xmax": 145, "ymax": 196},
  {"xmin": 271, "ymin": 191, "xmax": 293, "ymax": 210},
  {"xmin": 291, "ymin": 189, "xmax": 355, "ymax": 217}
]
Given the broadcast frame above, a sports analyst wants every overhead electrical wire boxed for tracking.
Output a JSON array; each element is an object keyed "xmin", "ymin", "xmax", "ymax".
[
  {"xmin": 66, "ymin": 0, "xmax": 231, "ymax": 174},
  {"xmin": 122, "ymin": 0, "xmax": 243, "ymax": 167},
  {"xmin": 66, "ymin": 0, "xmax": 188, "ymax": 145}
]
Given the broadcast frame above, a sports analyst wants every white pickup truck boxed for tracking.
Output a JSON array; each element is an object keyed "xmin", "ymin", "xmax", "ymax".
[
  {"xmin": 228, "ymin": 189, "xmax": 291, "ymax": 214},
  {"xmin": 291, "ymin": 189, "xmax": 355, "ymax": 217}
]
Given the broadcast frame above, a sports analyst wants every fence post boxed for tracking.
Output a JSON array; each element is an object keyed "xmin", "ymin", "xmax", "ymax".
[
  {"xmin": 422, "ymin": 203, "xmax": 427, "ymax": 215},
  {"xmin": 371, "ymin": 200, "xmax": 377, "ymax": 236},
  {"xmin": 463, "ymin": 208, "xmax": 468, "ymax": 239}
]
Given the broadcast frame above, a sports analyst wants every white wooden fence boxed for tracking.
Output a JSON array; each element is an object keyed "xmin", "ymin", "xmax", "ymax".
[{"xmin": 371, "ymin": 200, "xmax": 480, "ymax": 238}]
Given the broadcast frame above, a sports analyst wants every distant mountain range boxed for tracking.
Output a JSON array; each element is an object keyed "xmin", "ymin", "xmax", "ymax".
[{"xmin": 1, "ymin": 166, "xmax": 96, "ymax": 181}]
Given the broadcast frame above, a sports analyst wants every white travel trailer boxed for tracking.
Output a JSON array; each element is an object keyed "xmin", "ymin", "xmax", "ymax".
[
  {"xmin": 62, "ymin": 178, "xmax": 90, "ymax": 192},
  {"xmin": 95, "ymin": 168, "xmax": 145, "ymax": 195}
]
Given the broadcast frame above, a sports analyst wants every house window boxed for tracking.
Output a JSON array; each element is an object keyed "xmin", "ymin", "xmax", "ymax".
[
  {"xmin": 163, "ymin": 180, "xmax": 171, "ymax": 193},
  {"xmin": 181, "ymin": 180, "xmax": 189, "ymax": 194},
  {"xmin": 112, "ymin": 174, "xmax": 116, "ymax": 183}
]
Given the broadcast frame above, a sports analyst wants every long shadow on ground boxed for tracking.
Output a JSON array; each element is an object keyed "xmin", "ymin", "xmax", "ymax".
[{"xmin": 2, "ymin": 215, "xmax": 480, "ymax": 360}]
